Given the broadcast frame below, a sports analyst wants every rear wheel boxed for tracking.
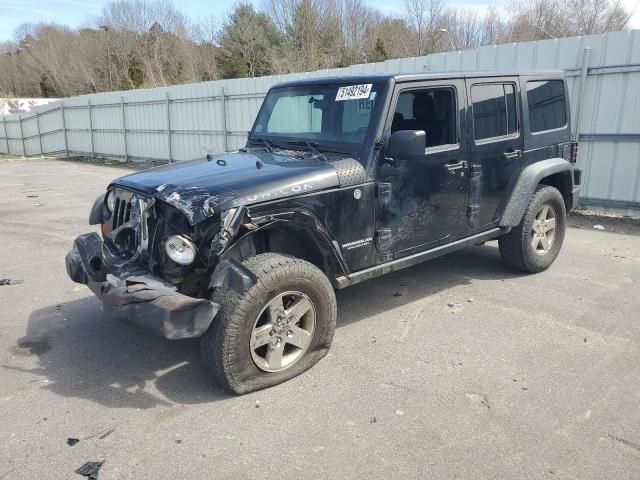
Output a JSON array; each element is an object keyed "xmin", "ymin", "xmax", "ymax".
[
  {"xmin": 499, "ymin": 185, "xmax": 566, "ymax": 273},
  {"xmin": 201, "ymin": 253, "xmax": 337, "ymax": 394}
]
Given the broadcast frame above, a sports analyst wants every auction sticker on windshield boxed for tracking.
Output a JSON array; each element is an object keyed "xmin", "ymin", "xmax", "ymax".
[{"xmin": 335, "ymin": 84, "xmax": 372, "ymax": 101}]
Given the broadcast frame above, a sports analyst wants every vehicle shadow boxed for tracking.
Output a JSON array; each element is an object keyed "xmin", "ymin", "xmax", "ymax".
[
  {"xmin": 335, "ymin": 243, "xmax": 522, "ymax": 328},
  {"xmin": 11, "ymin": 243, "xmax": 522, "ymax": 408}
]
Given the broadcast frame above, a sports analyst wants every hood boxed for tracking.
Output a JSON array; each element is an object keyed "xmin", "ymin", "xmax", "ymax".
[{"xmin": 111, "ymin": 150, "xmax": 345, "ymax": 224}]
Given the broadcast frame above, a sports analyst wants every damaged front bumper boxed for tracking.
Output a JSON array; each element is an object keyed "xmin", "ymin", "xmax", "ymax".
[{"xmin": 65, "ymin": 233, "xmax": 219, "ymax": 340}]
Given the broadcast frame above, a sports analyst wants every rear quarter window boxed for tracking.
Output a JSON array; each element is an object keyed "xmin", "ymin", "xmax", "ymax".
[{"xmin": 526, "ymin": 80, "xmax": 567, "ymax": 133}]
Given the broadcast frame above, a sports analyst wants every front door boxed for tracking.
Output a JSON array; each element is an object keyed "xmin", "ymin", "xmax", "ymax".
[
  {"xmin": 466, "ymin": 78, "xmax": 524, "ymax": 228},
  {"xmin": 376, "ymin": 80, "xmax": 469, "ymax": 258}
]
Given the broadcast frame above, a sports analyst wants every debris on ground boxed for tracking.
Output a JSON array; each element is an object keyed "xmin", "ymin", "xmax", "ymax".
[
  {"xmin": 75, "ymin": 461, "xmax": 103, "ymax": 479},
  {"xmin": 67, "ymin": 438, "xmax": 80, "ymax": 446},
  {"xmin": 255, "ymin": 400, "xmax": 260, "ymax": 408},
  {"xmin": 0, "ymin": 278, "xmax": 24, "ymax": 286},
  {"xmin": 467, "ymin": 297, "xmax": 475, "ymax": 303},
  {"xmin": 593, "ymin": 224, "xmax": 606, "ymax": 230},
  {"xmin": 447, "ymin": 302, "xmax": 463, "ymax": 309},
  {"xmin": 395, "ymin": 410, "xmax": 405, "ymax": 416},
  {"xmin": 98, "ymin": 428, "xmax": 114, "ymax": 440},
  {"xmin": 33, "ymin": 203, "xmax": 45, "ymax": 207},
  {"xmin": 608, "ymin": 434, "xmax": 640, "ymax": 452},
  {"xmin": 370, "ymin": 416, "xmax": 377, "ymax": 423},
  {"xmin": 393, "ymin": 292, "xmax": 402, "ymax": 297},
  {"xmin": 466, "ymin": 392, "xmax": 491, "ymax": 409}
]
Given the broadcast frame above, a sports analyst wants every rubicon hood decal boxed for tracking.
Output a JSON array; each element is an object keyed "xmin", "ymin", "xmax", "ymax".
[{"xmin": 110, "ymin": 151, "xmax": 342, "ymax": 224}]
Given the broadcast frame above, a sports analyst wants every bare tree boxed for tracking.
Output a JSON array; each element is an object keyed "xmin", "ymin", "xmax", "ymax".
[
  {"xmin": 0, "ymin": 0, "xmax": 632, "ymax": 97},
  {"xmin": 404, "ymin": 0, "xmax": 446, "ymax": 55}
]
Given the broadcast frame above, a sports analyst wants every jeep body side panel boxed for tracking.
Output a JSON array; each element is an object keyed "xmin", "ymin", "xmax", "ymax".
[
  {"xmin": 495, "ymin": 74, "xmax": 575, "ymax": 226},
  {"xmin": 499, "ymin": 157, "xmax": 574, "ymax": 227}
]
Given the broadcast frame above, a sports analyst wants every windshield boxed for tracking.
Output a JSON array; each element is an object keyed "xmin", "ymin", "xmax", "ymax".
[{"xmin": 249, "ymin": 82, "xmax": 384, "ymax": 153}]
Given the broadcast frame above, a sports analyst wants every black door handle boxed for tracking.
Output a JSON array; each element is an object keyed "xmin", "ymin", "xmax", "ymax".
[{"xmin": 504, "ymin": 149, "xmax": 522, "ymax": 160}]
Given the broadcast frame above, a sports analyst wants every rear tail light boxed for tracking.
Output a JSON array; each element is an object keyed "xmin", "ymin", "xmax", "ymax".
[{"xmin": 570, "ymin": 141, "xmax": 578, "ymax": 164}]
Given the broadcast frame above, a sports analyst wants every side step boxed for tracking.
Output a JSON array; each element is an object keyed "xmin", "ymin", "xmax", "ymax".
[{"xmin": 334, "ymin": 227, "xmax": 509, "ymax": 289}]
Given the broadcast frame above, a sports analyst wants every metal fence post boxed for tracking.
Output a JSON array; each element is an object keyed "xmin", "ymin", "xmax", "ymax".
[
  {"xmin": 2, "ymin": 116, "xmax": 9, "ymax": 155},
  {"xmin": 35, "ymin": 112, "xmax": 43, "ymax": 155},
  {"xmin": 220, "ymin": 86, "xmax": 228, "ymax": 152},
  {"xmin": 88, "ymin": 99, "xmax": 95, "ymax": 157},
  {"xmin": 166, "ymin": 92, "xmax": 172, "ymax": 163},
  {"xmin": 60, "ymin": 104, "xmax": 68, "ymax": 155},
  {"xmin": 572, "ymin": 47, "xmax": 592, "ymax": 142},
  {"xmin": 19, "ymin": 115, "xmax": 25, "ymax": 156},
  {"xmin": 121, "ymin": 96, "xmax": 128, "ymax": 161}
]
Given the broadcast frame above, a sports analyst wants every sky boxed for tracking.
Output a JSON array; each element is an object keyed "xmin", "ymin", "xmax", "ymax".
[{"xmin": 0, "ymin": 0, "xmax": 639, "ymax": 42}]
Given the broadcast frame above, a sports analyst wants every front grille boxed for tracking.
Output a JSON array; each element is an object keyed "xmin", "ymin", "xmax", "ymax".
[
  {"xmin": 112, "ymin": 195, "xmax": 133, "ymax": 230},
  {"xmin": 107, "ymin": 188, "xmax": 149, "ymax": 257}
]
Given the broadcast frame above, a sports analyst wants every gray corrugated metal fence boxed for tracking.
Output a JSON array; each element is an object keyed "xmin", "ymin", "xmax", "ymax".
[{"xmin": 1, "ymin": 30, "xmax": 639, "ymax": 215}]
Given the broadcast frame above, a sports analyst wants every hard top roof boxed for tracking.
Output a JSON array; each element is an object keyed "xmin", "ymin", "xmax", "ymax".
[{"xmin": 272, "ymin": 70, "xmax": 565, "ymax": 89}]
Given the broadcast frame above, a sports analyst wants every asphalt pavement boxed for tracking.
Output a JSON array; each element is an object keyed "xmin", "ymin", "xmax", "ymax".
[{"xmin": 1, "ymin": 156, "xmax": 639, "ymax": 479}]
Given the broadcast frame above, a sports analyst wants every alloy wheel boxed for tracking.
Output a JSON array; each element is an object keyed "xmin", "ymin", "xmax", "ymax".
[
  {"xmin": 531, "ymin": 204, "xmax": 557, "ymax": 255},
  {"xmin": 250, "ymin": 291, "xmax": 316, "ymax": 372}
]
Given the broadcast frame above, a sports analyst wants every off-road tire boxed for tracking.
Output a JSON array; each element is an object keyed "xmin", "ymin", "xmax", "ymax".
[
  {"xmin": 499, "ymin": 185, "xmax": 566, "ymax": 273},
  {"xmin": 201, "ymin": 253, "xmax": 337, "ymax": 394}
]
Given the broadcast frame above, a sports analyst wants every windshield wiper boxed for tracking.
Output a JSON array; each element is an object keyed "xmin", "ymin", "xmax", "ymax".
[
  {"xmin": 286, "ymin": 141, "xmax": 328, "ymax": 162},
  {"xmin": 251, "ymin": 138, "xmax": 276, "ymax": 153}
]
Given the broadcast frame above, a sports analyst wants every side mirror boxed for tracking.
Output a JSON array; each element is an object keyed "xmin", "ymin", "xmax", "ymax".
[{"xmin": 388, "ymin": 130, "xmax": 426, "ymax": 158}]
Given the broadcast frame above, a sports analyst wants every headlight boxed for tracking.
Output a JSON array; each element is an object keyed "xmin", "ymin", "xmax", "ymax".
[
  {"xmin": 165, "ymin": 235, "xmax": 196, "ymax": 265},
  {"xmin": 105, "ymin": 190, "xmax": 116, "ymax": 213}
]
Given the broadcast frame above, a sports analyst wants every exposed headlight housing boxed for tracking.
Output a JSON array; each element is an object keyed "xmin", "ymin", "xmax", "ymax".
[
  {"xmin": 165, "ymin": 235, "xmax": 196, "ymax": 265},
  {"xmin": 105, "ymin": 190, "xmax": 116, "ymax": 213}
]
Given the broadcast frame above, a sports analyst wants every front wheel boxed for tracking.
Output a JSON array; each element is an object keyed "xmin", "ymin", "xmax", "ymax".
[
  {"xmin": 201, "ymin": 253, "xmax": 337, "ymax": 394},
  {"xmin": 499, "ymin": 185, "xmax": 567, "ymax": 273}
]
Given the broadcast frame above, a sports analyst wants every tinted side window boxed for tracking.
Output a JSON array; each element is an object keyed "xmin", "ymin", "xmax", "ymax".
[
  {"xmin": 471, "ymin": 83, "xmax": 518, "ymax": 141},
  {"xmin": 392, "ymin": 87, "xmax": 457, "ymax": 148},
  {"xmin": 527, "ymin": 80, "xmax": 566, "ymax": 132}
]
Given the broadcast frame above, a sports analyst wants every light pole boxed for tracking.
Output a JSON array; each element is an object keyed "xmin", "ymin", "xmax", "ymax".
[
  {"xmin": 436, "ymin": 28, "xmax": 456, "ymax": 51},
  {"xmin": 99, "ymin": 25, "xmax": 113, "ymax": 91},
  {"xmin": 5, "ymin": 51, "xmax": 16, "ymax": 96}
]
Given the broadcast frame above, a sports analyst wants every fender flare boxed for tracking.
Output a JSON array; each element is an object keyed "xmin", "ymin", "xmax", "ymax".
[
  {"xmin": 89, "ymin": 192, "xmax": 108, "ymax": 225},
  {"xmin": 500, "ymin": 158, "xmax": 574, "ymax": 227}
]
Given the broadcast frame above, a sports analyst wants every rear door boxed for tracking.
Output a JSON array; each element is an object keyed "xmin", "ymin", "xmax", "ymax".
[{"xmin": 467, "ymin": 78, "xmax": 524, "ymax": 228}]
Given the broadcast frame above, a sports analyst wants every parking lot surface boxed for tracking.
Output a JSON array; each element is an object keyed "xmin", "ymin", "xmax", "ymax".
[{"xmin": 1, "ymin": 156, "xmax": 639, "ymax": 479}]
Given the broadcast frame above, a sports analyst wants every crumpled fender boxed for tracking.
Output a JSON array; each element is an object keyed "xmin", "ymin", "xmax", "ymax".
[
  {"xmin": 212, "ymin": 208, "xmax": 349, "ymax": 288},
  {"xmin": 209, "ymin": 258, "xmax": 258, "ymax": 293}
]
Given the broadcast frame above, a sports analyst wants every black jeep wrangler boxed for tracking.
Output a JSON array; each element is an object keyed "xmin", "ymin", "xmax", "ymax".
[{"xmin": 66, "ymin": 71, "xmax": 581, "ymax": 394}]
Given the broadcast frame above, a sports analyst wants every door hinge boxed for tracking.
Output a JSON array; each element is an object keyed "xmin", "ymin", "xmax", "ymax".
[
  {"xmin": 375, "ymin": 228, "xmax": 392, "ymax": 255},
  {"xmin": 376, "ymin": 182, "xmax": 392, "ymax": 204}
]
